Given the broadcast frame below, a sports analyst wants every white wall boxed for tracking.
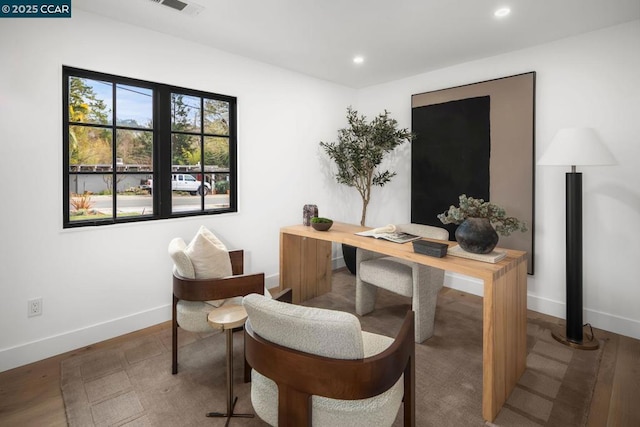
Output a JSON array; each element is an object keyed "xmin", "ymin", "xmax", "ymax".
[
  {"xmin": 0, "ymin": 10, "xmax": 355, "ymax": 371},
  {"xmin": 355, "ymin": 20, "xmax": 640, "ymax": 340}
]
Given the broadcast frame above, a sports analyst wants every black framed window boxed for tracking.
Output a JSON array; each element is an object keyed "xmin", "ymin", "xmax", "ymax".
[{"xmin": 63, "ymin": 67, "xmax": 237, "ymax": 228}]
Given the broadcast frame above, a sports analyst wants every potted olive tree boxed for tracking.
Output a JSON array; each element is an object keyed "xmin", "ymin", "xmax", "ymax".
[{"xmin": 321, "ymin": 107, "xmax": 413, "ymax": 273}]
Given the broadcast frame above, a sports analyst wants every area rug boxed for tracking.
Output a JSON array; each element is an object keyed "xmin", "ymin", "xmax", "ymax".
[{"xmin": 61, "ymin": 270, "xmax": 604, "ymax": 426}]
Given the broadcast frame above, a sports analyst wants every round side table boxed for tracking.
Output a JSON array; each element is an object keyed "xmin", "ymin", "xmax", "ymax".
[{"xmin": 206, "ymin": 303, "xmax": 253, "ymax": 425}]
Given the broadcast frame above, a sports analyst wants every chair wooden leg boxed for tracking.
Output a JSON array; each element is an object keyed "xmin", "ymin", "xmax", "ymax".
[
  {"xmin": 278, "ymin": 386, "xmax": 311, "ymax": 427},
  {"xmin": 172, "ymin": 296, "xmax": 178, "ymax": 375},
  {"xmin": 403, "ymin": 350, "xmax": 415, "ymax": 426},
  {"xmin": 244, "ymin": 336, "xmax": 251, "ymax": 383}
]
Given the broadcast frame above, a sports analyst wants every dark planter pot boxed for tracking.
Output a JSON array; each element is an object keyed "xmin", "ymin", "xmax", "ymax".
[
  {"xmin": 455, "ymin": 217, "xmax": 499, "ymax": 254},
  {"xmin": 342, "ymin": 243, "xmax": 357, "ymax": 275}
]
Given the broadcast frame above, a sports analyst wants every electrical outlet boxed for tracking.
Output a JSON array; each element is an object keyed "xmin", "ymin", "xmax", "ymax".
[{"xmin": 28, "ymin": 298, "xmax": 42, "ymax": 317}]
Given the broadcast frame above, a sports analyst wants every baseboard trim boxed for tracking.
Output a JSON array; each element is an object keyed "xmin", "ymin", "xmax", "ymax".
[
  {"xmin": 0, "ymin": 305, "xmax": 169, "ymax": 373},
  {"xmin": 3, "ymin": 266, "xmax": 638, "ymax": 373},
  {"xmin": 442, "ymin": 271, "xmax": 640, "ymax": 340},
  {"xmin": 443, "ymin": 272, "xmax": 568, "ymax": 319},
  {"xmin": 582, "ymin": 308, "xmax": 640, "ymax": 341},
  {"xmin": 444, "ymin": 271, "xmax": 484, "ymax": 296},
  {"xmin": 265, "ymin": 273, "xmax": 280, "ymax": 290}
]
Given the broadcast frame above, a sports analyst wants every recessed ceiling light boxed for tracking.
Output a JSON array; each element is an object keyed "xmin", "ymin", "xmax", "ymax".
[
  {"xmin": 494, "ymin": 7, "xmax": 511, "ymax": 17},
  {"xmin": 353, "ymin": 56, "xmax": 364, "ymax": 64}
]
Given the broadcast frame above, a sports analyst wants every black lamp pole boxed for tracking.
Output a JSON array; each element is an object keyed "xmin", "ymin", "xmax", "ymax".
[
  {"xmin": 552, "ymin": 166, "xmax": 599, "ymax": 350},
  {"xmin": 566, "ymin": 168, "xmax": 583, "ymax": 342}
]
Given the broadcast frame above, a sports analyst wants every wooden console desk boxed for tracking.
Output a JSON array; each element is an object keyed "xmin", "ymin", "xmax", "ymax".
[{"xmin": 279, "ymin": 221, "xmax": 528, "ymax": 422}]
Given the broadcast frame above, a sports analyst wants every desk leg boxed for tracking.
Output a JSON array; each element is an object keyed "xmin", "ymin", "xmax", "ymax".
[
  {"xmin": 280, "ymin": 233, "xmax": 332, "ymax": 304},
  {"xmin": 482, "ymin": 256, "xmax": 528, "ymax": 421},
  {"xmin": 206, "ymin": 329, "xmax": 254, "ymax": 425}
]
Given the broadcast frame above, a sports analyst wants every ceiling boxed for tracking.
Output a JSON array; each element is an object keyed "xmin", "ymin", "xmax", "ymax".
[{"xmin": 74, "ymin": 0, "xmax": 640, "ymax": 88}]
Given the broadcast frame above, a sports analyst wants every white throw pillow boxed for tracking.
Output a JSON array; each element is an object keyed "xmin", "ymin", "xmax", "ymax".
[
  {"xmin": 184, "ymin": 225, "xmax": 233, "ymax": 307},
  {"xmin": 185, "ymin": 226, "xmax": 233, "ymax": 278},
  {"xmin": 168, "ymin": 237, "xmax": 195, "ymax": 279}
]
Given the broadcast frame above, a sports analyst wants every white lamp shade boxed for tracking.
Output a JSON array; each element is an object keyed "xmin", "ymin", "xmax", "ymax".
[{"xmin": 538, "ymin": 127, "xmax": 616, "ymax": 166}]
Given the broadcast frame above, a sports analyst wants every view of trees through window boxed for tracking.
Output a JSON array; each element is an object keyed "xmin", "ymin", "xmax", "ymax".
[
  {"xmin": 170, "ymin": 94, "xmax": 231, "ymax": 214},
  {"xmin": 63, "ymin": 67, "xmax": 236, "ymax": 228}
]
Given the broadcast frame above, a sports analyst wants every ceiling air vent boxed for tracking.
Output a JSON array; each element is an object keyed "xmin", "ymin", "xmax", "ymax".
[{"xmin": 148, "ymin": 0, "xmax": 204, "ymax": 16}]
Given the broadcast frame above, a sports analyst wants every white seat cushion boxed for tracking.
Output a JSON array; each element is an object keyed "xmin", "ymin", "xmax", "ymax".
[
  {"xmin": 359, "ymin": 257, "xmax": 413, "ymax": 297},
  {"xmin": 176, "ymin": 297, "xmax": 243, "ymax": 333},
  {"xmin": 175, "ymin": 300, "xmax": 212, "ymax": 333}
]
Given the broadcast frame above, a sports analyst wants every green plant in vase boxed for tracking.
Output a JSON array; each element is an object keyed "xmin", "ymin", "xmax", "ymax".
[{"xmin": 438, "ymin": 194, "xmax": 527, "ymax": 254}]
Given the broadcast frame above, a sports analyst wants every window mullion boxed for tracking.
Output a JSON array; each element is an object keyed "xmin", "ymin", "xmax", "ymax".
[
  {"xmin": 63, "ymin": 68, "xmax": 71, "ymax": 226},
  {"xmin": 111, "ymin": 82, "xmax": 117, "ymax": 222},
  {"xmin": 229, "ymin": 99, "xmax": 237, "ymax": 211},
  {"xmin": 157, "ymin": 86, "xmax": 172, "ymax": 218},
  {"xmin": 200, "ymin": 97, "xmax": 205, "ymax": 210}
]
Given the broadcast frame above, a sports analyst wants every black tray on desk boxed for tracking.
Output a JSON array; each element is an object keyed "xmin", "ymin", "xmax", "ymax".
[{"xmin": 412, "ymin": 239, "xmax": 448, "ymax": 258}]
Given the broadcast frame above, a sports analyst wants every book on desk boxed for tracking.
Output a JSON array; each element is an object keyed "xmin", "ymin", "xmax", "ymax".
[
  {"xmin": 447, "ymin": 244, "xmax": 507, "ymax": 263},
  {"xmin": 355, "ymin": 224, "xmax": 421, "ymax": 244}
]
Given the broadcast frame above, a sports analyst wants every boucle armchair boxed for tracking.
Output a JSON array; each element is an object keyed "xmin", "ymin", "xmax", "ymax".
[
  {"xmin": 356, "ymin": 223, "xmax": 449, "ymax": 343},
  {"xmin": 242, "ymin": 293, "xmax": 415, "ymax": 427},
  {"xmin": 169, "ymin": 225, "xmax": 267, "ymax": 375}
]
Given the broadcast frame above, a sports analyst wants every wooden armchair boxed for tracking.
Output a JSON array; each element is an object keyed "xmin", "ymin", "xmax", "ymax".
[
  {"xmin": 169, "ymin": 225, "xmax": 293, "ymax": 376},
  {"xmin": 172, "ymin": 249, "xmax": 266, "ymax": 374},
  {"xmin": 243, "ymin": 294, "xmax": 415, "ymax": 427}
]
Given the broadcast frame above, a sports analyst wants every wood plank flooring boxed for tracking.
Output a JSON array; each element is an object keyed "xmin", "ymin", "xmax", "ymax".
[
  {"xmin": 0, "ymin": 323, "xmax": 167, "ymax": 427},
  {"xmin": 1, "ymin": 307, "xmax": 638, "ymax": 426}
]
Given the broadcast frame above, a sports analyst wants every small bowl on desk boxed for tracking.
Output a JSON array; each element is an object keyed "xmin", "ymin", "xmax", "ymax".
[{"xmin": 310, "ymin": 217, "xmax": 333, "ymax": 231}]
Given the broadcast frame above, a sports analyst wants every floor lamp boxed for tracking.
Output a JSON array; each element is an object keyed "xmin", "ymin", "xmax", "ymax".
[{"xmin": 538, "ymin": 128, "xmax": 615, "ymax": 350}]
